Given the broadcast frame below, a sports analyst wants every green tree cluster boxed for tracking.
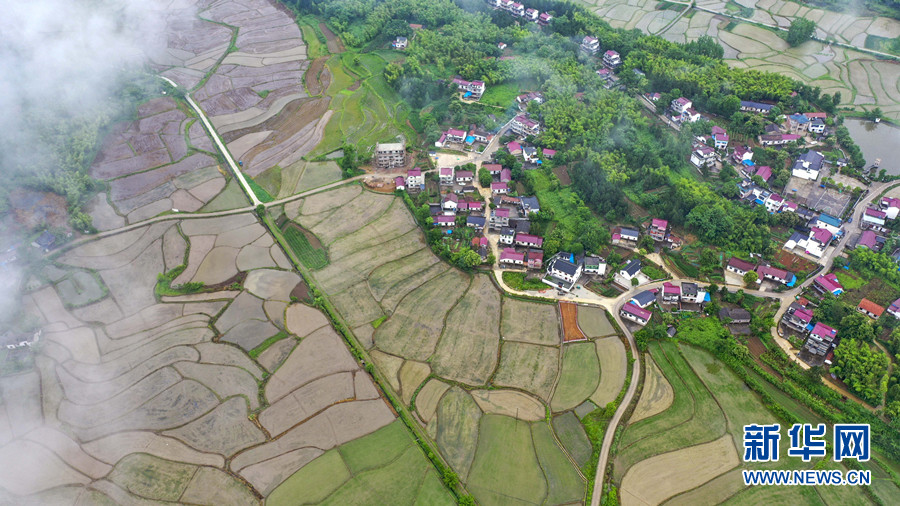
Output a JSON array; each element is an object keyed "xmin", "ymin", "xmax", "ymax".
[
  {"xmin": 831, "ymin": 339, "xmax": 889, "ymax": 405},
  {"xmin": 786, "ymin": 18, "xmax": 817, "ymax": 46}
]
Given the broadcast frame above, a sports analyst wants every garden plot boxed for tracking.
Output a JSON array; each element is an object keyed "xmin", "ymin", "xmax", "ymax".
[
  {"xmin": 630, "ymin": 354, "xmax": 674, "ymax": 423},
  {"xmin": 592, "ymin": 337, "xmax": 627, "ymax": 407},
  {"xmin": 491, "ymin": 342, "xmax": 559, "ymax": 401},
  {"xmin": 435, "ymin": 387, "xmax": 482, "ymax": 479},
  {"xmin": 551, "ymin": 342, "xmax": 601, "ymax": 412},
  {"xmin": 576, "ymin": 305, "xmax": 616, "ymax": 337}
]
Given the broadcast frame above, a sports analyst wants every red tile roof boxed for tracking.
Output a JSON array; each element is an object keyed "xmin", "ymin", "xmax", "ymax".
[
  {"xmin": 622, "ymin": 302, "xmax": 651, "ymax": 320},
  {"xmin": 858, "ymin": 298, "xmax": 885, "ymax": 317}
]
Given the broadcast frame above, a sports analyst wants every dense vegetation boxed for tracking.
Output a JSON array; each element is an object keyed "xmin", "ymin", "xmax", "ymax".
[
  {"xmin": 0, "ymin": 71, "xmax": 164, "ymax": 232},
  {"xmin": 786, "ymin": 18, "xmax": 816, "ymax": 47}
]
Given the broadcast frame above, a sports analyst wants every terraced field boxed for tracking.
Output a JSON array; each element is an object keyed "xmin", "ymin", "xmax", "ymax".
[
  {"xmin": 580, "ymin": 0, "xmax": 900, "ymax": 120},
  {"xmin": 284, "ymin": 183, "xmax": 636, "ymax": 504},
  {"xmin": 1, "ymin": 211, "xmax": 455, "ymax": 503},
  {"xmin": 614, "ymin": 340, "xmax": 900, "ymax": 504}
]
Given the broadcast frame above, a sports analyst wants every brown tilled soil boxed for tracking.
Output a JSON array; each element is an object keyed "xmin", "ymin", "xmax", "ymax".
[
  {"xmin": 553, "ymin": 165, "xmax": 571, "ymax": 186},
  {"xmin": 221, "ymin": 97, "xmax": 330, "ymax": 145},
  {"xmin": 9, "ymin": 190, "xmax": 70, "ymax": 229},
  {"xmin": 560, "ymin": 301, "xmax": 586, "ymax": 342},
  {"xmin": 747, "ymin": 335, "xmax": 782, "ymax": 379},
  {"xmin": 773, "ymin": 249, "xmax": 816, "ymax": 274},
  {"xmin": 305, "ymin": 56, "xmax": 329, "ymax": 96},
  {"xmin": 319, "ymin": 23, "xmax": 345, "ymax": 53}
]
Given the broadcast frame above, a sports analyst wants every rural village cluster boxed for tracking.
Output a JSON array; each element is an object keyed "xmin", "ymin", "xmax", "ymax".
[{"xmin": 4, "ymin": 0, "xmax": 900, "ymax": 504}]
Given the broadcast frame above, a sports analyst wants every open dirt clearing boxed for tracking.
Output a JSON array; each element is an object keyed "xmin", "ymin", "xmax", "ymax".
[{"xmin": 560, "ymin": 301, "xmax": 586, "ymax": 342}]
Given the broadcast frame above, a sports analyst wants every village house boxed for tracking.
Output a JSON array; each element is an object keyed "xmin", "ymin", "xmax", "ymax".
[
  {"xmin": 583, "ymin": 255, "xmax": 606, "ymax": 276},
  {"xmin": 497, "ymin": 42, "xmax": 507, "ymax": 50},
  {"xmin": 452, "ymin": 77, "xmax": 486, "ymax": 99},
  {"xmin": 784, "ymin": 302, "xmax": 814, "ymax": 331},
  {"xmin": 645, "ymin": 92, "xmax": 662, "ymax": 102},
  {"xmin": 515, "ymin": 233, "xmax": 544, "ymax": 248},
  {"xmin": 520, "ymin": 196, "xmax": 540, "ymax": 215},
  {"xmin": 484, "ymin": 163, "xmax": 503, "ymax": 175},
  {"xmin": 880, "ymin": 197, "xmax": 900, "ymax": 219},
  {"xmin": 858, "ymin": 298, "xmax": 885, "ymax": 319},
  {"xmin": 787, "ymin": 113, "xmax": 810, "ymax": 133},
  {"xmin": 661, "ymin": 282, "xmax": 681, "ymax": 303},
  {"xmin": 764, "ymin": 194, "xmax": 784, "ymax": 213},
  {"xmin": 511, "ymin": 114, "xmax": 542, "ymax": 136},
  {"xmin": 466, "ymin": 215, "xmax": 486, "ymax": 230},
  {"xmin": 544, "ymin": 252, "xmax": 584, "ymax": 291},
  {"xmin": 581, "ymin": 35, "xmax": 600, "ymax": 55},
  {"xmin": 808, "ymin": 117, "xmax": 826, "ymax": 134},
  {"xmin": 732, "ymin": 145, "xmax": 753, "ymax": 166},
  {"xmin": 542, "ymin": 148, "xmax": 556, "ymax": 159},
  {"xmin": 612, "ymin": 226, "xmax": 639, "ymax": 248},
  {"xmin": 862, "ymin": 207, "xmax": 887, "ymax": 230},
  {"xmin": 491, "ymin": 182, "xmax": 509, "ymax": 194},
  {"xmin": 439, "ymin": 167, "xmax": 454, "ymax": 185},
  {"xmin": 406, "ymin": 168, "xmax": 425, "ymax": 189},
  {"xmin": 813, "ymin": 273, "xmax": 844, "ymax": 295},
  {"xmin": 682, "ymin": 108, "xmax": 701, "ymax": 123},
  {"xmin": 671, "ymin": 97, "xmax": 692, "ymax": 115},
  {"xmin": 523, "ymin": 146, "xmax": 538, "ymax": 163},
  {"xmin": 791, "ymin": 150, "xmax": 825, "ymax": 180},
  {"xmin": 711, "ymin": 126, "xmax": 729, "ymax": 150},
  {"xmin": 740, "ymin": 100, "xmax": 774, "ymax": 114},
  {"xmin": 805, "ymin": 322, "xmax": 838, "ymax": 361},
  {"xmin": 539, "ymin": 12, "xmax": 553, "ymax": 24},
  {"xmin": 500, "ymin": 248, "xmax": 525, "ymax": 266},
  {"xmin": 527, "ymin": 250, "xmax": 544, "ymax": 269},
  {"xmin": 375, "ymin": 142, "xmax": 406, "ymax": 169},
  {"xmin": 757, "ymin": 264, "xmax": 796, "ymax": 286},
  {"xmin": 804, "ymin": 227, "xmax": 833, "ymax": 258},
  {"xmin": 690, "ymin": 145, "xmax": 716, "ymax": 169},
  {"xmin": 525, "ymin": 7, "xmax": 538, "ymax": 21},
  {"xmin": 621, "ymin": 302, "xmax": 651, "ymax": 326},
  {"xmin": 630, "ymin": 290, "xmax": 657, "ymax": 308},
  {"xmin": 751, "ymin": 165, "xmax": 772, "ymax": 184},
  {"xmin": 491, "ymin": 207, "xmax": 511, "ymax": 228},
  {"xmin": 516, "ymin": 91, "xmax": 544, "ymax": 107},
  {"xmin": 888, "ymin": 298, "xmax": 900, "ymax": 319},
  {"xmin": 759, "ymin": 133, "xmax": 801, "ymax": 146},
  {"xmin": 435, "ymin": 128, "xmax": 467, "ymax": 147},
  {"xmin": 603, "ymin": 49, "xmax": 621, "ymax": 67},
  {"xmin": 619, "ymin": 259, "xmax": 642, "ymax": 282},
  {"xmin": 510, "ymin": 2, "xmax": 525, "ymax": 16},
  {"xmin": 648, "ymin": 219, "xmax": 668, "ymax": 242},
  {"xmin": 392, "ymin": 36, "xmax": 408, "ymax": 49},
  {"xmin": 681, "ymin": 282, "xmax": 704, "ymax": 304},
  {"xmin": 506, "ymin": 141, "xmax": 522, "ymax": 156},
  {"xmin": 726, "ymin": 257, "xmax": 756, "ymax": 276},
  {"xmin": 433, "ymin": 215, "xmax": 455, "ymax": 227},
  {"xmin": 456, "ymin": 170, "xmax": 473, "ymax": 184},
  {"xmin": 499, "ymin": 227, "xmax": 515, "ymax": 245},
  {"xmin": 469, "ymin": 127, "xmax": 493, "ymax": 144},
  {"xmin": 814, "ymin": 213, "xmax": 842, "ymax": 235},
  {"xmin": 442, "ymin": 193, "xmax": 459, "ymax": 212},
  {"xmin": 856, "ymin": 230, "xmax": 884, "ymax": 251}
]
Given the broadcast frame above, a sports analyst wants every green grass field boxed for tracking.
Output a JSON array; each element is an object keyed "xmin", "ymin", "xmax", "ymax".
[
  {"xmin": 246, "ymin": 176, "xmax": 274, "ymax": 203},
  {"xmin": 479, "ymin": 82, "xmax": 521, "ymax": 108},
  {"xmin": 281, "ymin": 224, "xmax": 328, "ymax": 269},
  {"xmin": 467, "ymin": 415, "xmax": 548, "ymax": 504},
  {"xmin": 502, "ymin": 271, "xmax": 547, "ymax": 291},
  {"xmin": 551, "ymin": 342, "xmax": 600, "ymax": 412},
  {"xmin": 297, "ymin": 16, "xmax": 328, "ymax": 59}
]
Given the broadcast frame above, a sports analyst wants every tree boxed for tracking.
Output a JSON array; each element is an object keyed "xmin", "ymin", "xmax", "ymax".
[
  {"xmin": 831, "ymin": 339, "xmax": 889, "ymax": 405},
  {"xmin": 786, "ymin": 18, "xmax": 816, "ymax": 46},
  {"xmin": 840, "ymin": 313, "xmax": 876, "ymax": 342},
  {"xmin": 451, "ymin": 248, "xmax": 482, "ymax": 270},
  {"xmin": 743, "ymin": 271, "xmax": 758, "ymax": 287},
  {"xmin": 478, "ymin": 168, "xmax": 492, "ymax": 187},
  {"xmin": 638, "ymin": 234, "xmax": 655, "ymax": 252}
]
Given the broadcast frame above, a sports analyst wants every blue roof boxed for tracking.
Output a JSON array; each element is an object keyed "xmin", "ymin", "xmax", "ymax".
[
  {"xmin": 818, "ymin": 213, "xmax": 841, "ymax": 227},
  {"xmin": 704, "ymin": 293, "xmax": 711, "ymax": 302},
  {"xmin": 806, "ymin": 323, "xmax": 814, "ymax": 331},
  {"xmin": 463, "ymin": 91, "xmax": 472, "ymax": 97},
  {"xmin": 743, "ymin": 160, "xmax": 755, "ymax": 166},
  {"xmin": 786, "ymin": 274, "xmax": 797, "ymax": 287},
  {"xmin": 789, "ymin": 114, "xmax": 809, "ymax": 123},
  {"xmin": 465, "ymin": 135, "xmax": 475, "ymax": 144}
]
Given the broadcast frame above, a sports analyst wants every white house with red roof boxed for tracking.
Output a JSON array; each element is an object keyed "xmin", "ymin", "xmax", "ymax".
[
  {"xmin": 394, "ymin": 176, "xmax": 406, "ymax": 191},
  {"xmin": 806, "ymin": 322, "xmax": 838, "ymax": 360},
  {"xmin": 490, "ymin": 207, "xmax": 511, "ymax": 228},
  {"xmin": 813, "ymin": 273, "xmax": 843, "ymax": 295},
  {"xmin": 804, "ymin": 227, "xmax": 832, "ymax": 258},
  {"xmin": 581, "ymin": 36, "xmax": 600, "ymax": 54},
  {"xmin": 436, "ymin": 128, "xmax": 467, "ymax": 147},
  {"xmin": 661, "ymin": 282, "xmax": 681, "ymax": 303},
  {"xmin": 648, "ymin": 219, "xmax": 668, "ymax": 241},
  {"xmin": 515, "ymin": 233, "xmax": 543, "ymax": 248},
  {"xmin": 406, "ymin": 168, "xmax": 424, "ymax": 187},
  {"xmin": 711, "ymin": 126, "xmax": 729, "ymax": 149},
  {"xmin": 525, "ymin": 7, "xmax": 538, "ymax": 21},
  {"xmin": 511, "ymin": 115, "xmax": 541, "ymax": 136},
  {"xmin": 452, "ymin": 77, "xmax": 485, "ymax": 99},
  {"xmin": 542, "ymin": 148, "xmax": 556, "ymax": 159},
  {"xmin": 682, "ymin": 108, "xmax": 701, "ymax": 123},
  {"xmin": 620, "ymin": 302, "xmax": 651, "ymax": 326},
  {"xmin": 757, "ymin": 265, "xmax": 795, "ymax": 285},
  {"xmin": 732, "ymin": 145, "xmax": 753, "ymax": 165},
  {"xmin": 500, "ymin": 168, "xmax": 512, "ymax": 183},
  {"xmin": 539, "ymin": 12, "xmax": 553, "ymax": 24},
  {"xmin": 857, "ymin": 298, "xmax": 885, "ymax": 319},
  {"xmin": 510, "ymin": 2, "xmax": 525, "ymax": 16},
  {"xmin": 439, "ymin": 167, "xmax": 454, "ymax": 185},
  {"xmin": 442, "ymin": 193, "xmax": 459, "ymax": 212},
  {"xmin": 880, "ymin": 197, "xmax": 900, "ymax": 219},
  {"xmin": 690, "ymin": 145, "xmax": 716, "ymax": 168},
  {"xmin": 483, "ymin": 163, "xmax": 503, "ymax": 175},
  {"xmin": 671, "ymin": 97, "xmax": 692, "ymax": 115},
  {"xmin": 888, "ymin": 298, "xmax": 900, "ymax": 319},
  {"xmin": 764, "ymin": 193, "xmax": 784, "ymax": 213},
  {"xmin": 603, "ymin": 49, "xmax": 621, "ymax": 67},
  {"xmin": 433, "ymin": 215, "xmax": 455, "ymax": 227},
  {"xmin": 499, "ymin": 248, "xmax": 525, "ymax": 266},
  {"xmin": 527, "ymin": 250, "xmax": 544, "ymax": 269},
  {"xmin": 862, "ymin": 207, "xmax": 887, "ymax": 229},
  {"xmin": 455, "ymin": 170, "xmax": 473, "ymax": 184},
  {"xmin": 491, "ymin": 182, "xmax": 509, "ymax": 194},
  {"xmin": 726, "ymin": 257, "xmax": 757, "ymax": 276},
  {"xmin": 752, "ymin": 165, "xmax": 772, "ymax": 183},
  {"xmin": 784, "ymin": 304, "xmax": 814, "ymax": 331},
  {"xmin": 506, "ymin": 141, "xmax": 522, "ymax": 155}
]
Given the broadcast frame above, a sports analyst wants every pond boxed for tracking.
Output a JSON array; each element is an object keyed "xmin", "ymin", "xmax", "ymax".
[{"xmin": 843, "ymin": 118, "xmax": 900, "ymax": 175}]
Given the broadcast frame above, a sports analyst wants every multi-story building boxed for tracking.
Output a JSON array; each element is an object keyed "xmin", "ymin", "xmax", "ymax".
[{"xmin": 375, "ymin": 142, "xmax": 406, "ymax": 169}]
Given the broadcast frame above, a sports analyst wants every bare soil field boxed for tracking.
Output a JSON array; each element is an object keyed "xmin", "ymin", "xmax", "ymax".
[
  {"xmin": 560, "ymin": 301, "xmax": 586, "ymax": 342},
  {"xmin": 630, "ymin": 354, "xmax": 674, "ymax": 423},
  {"xmin": 319, "ymin": 22, "xmax": 345, "ymax": 53}
]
